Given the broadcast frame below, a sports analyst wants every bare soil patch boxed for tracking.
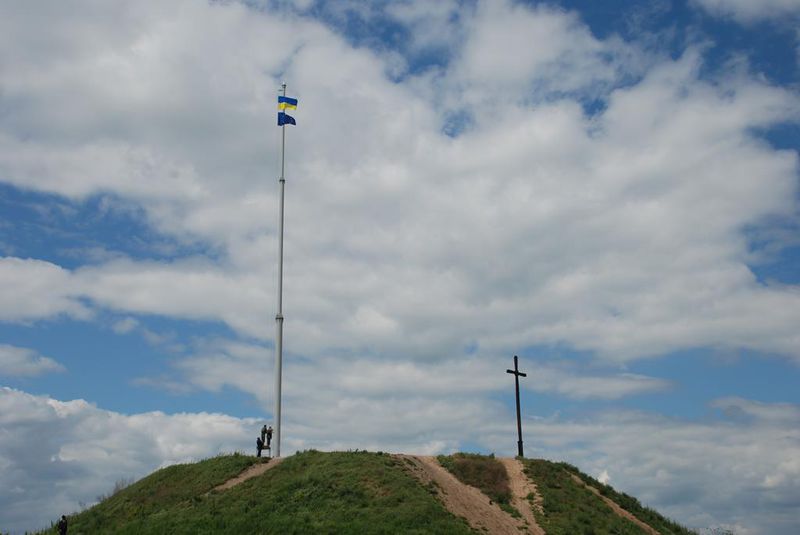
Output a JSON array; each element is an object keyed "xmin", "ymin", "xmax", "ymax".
[
  {"xmin": 212, "ymin": 457, "xmax": 284, "ymax": 492},
  {"xmin": 498, "ymin": 458, "xmax": 545, "ymax": 535},
  {"xmin": 398, "ymin": 455, "xmax": 537, "ymax": 534}
]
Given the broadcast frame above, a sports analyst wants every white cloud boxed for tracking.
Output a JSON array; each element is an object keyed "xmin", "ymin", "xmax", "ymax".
[
  {"xmin": 712, "ymin": 396, "xmax": 800, "ymax": 422},
  {"xmin": 693, "ymin": 0, "xmax": 800, "ymax": 23},
  {"xmin": 0, "ymin": 345, "xmax": 65, "ymax": 377},
  {"xmin": 598, "ymin": 468, "xmax": 611, "ymax": 484},
  {"xmin": 173, "ymin": 338, "xmax": 271, "ymax": 402},
  {"xmin": 385, "ymin": 0, "xmax": 465, "ymax": 57},
  {"xmin": 0, "ymin": 257, "xmax": 89, "ymax": 323},
  {"xmin": 453, "ymin": 1, "xmax": 641, "ymax": 102},
  {"xmin": 158, "ymin": 340, "xmax": 668, "ymax": 404},
  {"xmin": 0, "ymin": 387, "xmax": 260, "ymax": 534},
  {"xmin": 111, "ymin": 317, "xmax": 139, "ymax": 334},
  {"xmin": 0, "ymin": 0, "xmax": 798, "ymax": 366},
  {"xmin": 526, "ymin": 366, "xmax": 670, "ymax": 400},
  {"xmin": 8, "ymin": 52, "xmax": 795, "ymax": 364}
]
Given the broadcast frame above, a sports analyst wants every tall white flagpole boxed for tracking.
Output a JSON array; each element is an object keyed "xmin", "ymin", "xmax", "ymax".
[{"xmin": 274, "ymin": 82, "xmax": 287, "ymax": 457}]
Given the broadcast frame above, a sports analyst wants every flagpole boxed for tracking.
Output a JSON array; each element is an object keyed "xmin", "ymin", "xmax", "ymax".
[{"xmin": 274, "ymin": 82, "xmax": 287, "ymax": 457}]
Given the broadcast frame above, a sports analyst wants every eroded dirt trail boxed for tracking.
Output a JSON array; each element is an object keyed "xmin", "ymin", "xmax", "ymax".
[
  {"xmin": 398, "ymin": 455, "xmax": 538, "ymax": 535},
  {"xmin": 570, "ymin": 474, "xmax": 659, "ymax": 535},
  {"xmin": 212, "ymin": 457, "xmax": 284, "ymax": 492},
  {"xmin": 498, "ymin": 458, "xmax": 545, "ymax": 535}
]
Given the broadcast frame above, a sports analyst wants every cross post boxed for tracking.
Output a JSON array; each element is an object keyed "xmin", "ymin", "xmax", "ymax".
[{"xmin": 506, "ymin": 355, "xmax": 527, "ymax": 458}]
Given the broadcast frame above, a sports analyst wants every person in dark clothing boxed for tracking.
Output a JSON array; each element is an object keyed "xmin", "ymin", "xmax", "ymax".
[
  {"xmin": 256, "ymin": 436, "xmax": 264, "ymax": 457},
  {"xmin": 261, "ymin": 424, "xmax": 267, "ymax": 443},
  {"xmin": 57, "ymin": 515, "xmax": 68, "ymax": 535},
  {"xmin": 266, "ymin": 426, "xmax": 273, "ymax": 448}
]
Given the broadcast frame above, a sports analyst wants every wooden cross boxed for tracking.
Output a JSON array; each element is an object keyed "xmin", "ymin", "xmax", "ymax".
[{"xmin": 506, "ymin": 355, "xmax": 527, "ymax": 458}]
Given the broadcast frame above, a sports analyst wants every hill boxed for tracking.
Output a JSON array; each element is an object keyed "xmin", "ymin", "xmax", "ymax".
[{"xmin": 36, "ymin": 451, "xmax": 696, "ymax": 534}]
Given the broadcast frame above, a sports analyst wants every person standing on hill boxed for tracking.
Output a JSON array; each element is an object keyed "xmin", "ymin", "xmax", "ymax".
[
  {"xmin": 57, "ymin": 514, "xmax": 68, "ymax": 535},
  {"xmin": 256, "ymin": 436, "xmax": 264, "ymax": 458},
  {"xmin": 266, "ymin": 425, "xmax": 273, "ymax": 449},
  {"xmin": 261, "ymin": 424, "xmax": 268, "ymax": 444}
]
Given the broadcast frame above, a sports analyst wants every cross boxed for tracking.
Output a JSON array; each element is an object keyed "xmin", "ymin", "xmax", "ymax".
[{"xmin": 506, "ymin": 355, "xmax": 527, "ymax": 458}]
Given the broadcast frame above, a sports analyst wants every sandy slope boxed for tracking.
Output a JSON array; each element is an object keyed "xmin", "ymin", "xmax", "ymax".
[
  {"xmin": 212, "ymin": 457, "xmax": 284, "ymax": 492},
  {"xmin": 498, "ymin": 458, "xmax": 546, "ymax": 535},
  {"xmin": 399, "ymin": 455, "xmax": 539, "ymax": 534}
]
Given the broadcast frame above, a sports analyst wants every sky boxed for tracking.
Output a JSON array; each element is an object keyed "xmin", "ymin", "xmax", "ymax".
[{"xmin": 0, "ymin": 0, "xmax": 799, "ymax": 533}]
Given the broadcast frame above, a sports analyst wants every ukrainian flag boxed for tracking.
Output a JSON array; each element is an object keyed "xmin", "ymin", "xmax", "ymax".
[
  {"xmin": 278, "ymin": 96, "xmax": 298, "ymax": 110},
  {"xmin": 277, "ymin": 96, "xmax": 298, "ymax": 126}
]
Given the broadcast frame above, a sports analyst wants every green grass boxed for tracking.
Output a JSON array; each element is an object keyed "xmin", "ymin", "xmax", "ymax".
[
  {"xmin": 46, "ymin": 453, "xmax": 257, "ymax": 534},
  {"xmin": 48, "ymin": 451, "xmax": 476, "ymax": 534},
  {"xmin": 522, "ymin": 459, "xmax": 650, "ymax": 535},
  {"xmin": 436, "ymin": 452, "xmax": 520, "ymax": 518},
  {"xmin": 560, "ymin": 463, "xmax": 696, "ymax": 535}
]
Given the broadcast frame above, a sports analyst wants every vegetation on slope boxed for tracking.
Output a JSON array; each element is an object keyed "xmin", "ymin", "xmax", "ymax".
[
  {"xmin": 41, "ymin": 453, "xmax": 257, "ymax": 534},
  {"xmin": 522, "ymin": 458, "xmax": 651, "ymax": 535},
  {"xmin": 560, "ymin": 463, "xmax": 695, "ymax": 535},
  {"xmin": 48, "ymin": 451, "xmax": 475, "ymax": 535},
  {"xmin": 437, "ymin": 452, "xmax": 520, "ymax": 517}
]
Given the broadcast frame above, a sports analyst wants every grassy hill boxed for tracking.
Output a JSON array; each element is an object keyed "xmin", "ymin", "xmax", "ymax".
[{"xmin": 37, "ymin": 451, "xmax": 695, "ymax": 534}]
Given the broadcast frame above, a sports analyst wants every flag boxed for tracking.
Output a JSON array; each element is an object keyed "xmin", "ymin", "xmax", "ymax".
[
  {"xmin": 278, "ymin": 96, "xmax": 298, "ymax": 110},
  {"xmin": 278, "ymin": 112, "xmax": 296, "ymax": 126},
  {"xmin": 278, "ymin": 95, "xmax": 298, "ymax": 125}
]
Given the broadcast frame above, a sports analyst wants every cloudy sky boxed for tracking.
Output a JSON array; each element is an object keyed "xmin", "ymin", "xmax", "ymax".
[{"xmin": 1, "ymin": 0, "xmax": 799, "ymax": 533}]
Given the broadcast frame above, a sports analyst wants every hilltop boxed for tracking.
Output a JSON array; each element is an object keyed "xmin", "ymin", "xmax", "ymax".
[{"xmin": 36, "ymin": 450, "xmax": 696, "ymax": 534}]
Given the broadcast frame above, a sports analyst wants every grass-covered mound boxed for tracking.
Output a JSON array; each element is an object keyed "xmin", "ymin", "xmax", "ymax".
[
  {"xmin": 437, "ymin": 452, "xmax": 519, "ymax": 517},
  {"xmin": 38, "ymin": 451, "xmax": 695, "ymax": 535},
  {"xmin": 48, "ymin": 451, "xmax": 474, "ymax": 535}
]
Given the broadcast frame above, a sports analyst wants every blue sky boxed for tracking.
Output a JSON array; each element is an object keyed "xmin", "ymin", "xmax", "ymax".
[{"xmin": 1, "ymin": 1, "xmax": 799, "ymax": 533}]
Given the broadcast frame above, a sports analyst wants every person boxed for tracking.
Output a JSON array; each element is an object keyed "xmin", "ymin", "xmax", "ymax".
[
  {"xmin": 266, "ymin": 425, "xmax": 273, "ymax": 448},
  {"xmin": 256, "ymin": 436, "xmax": 264, "ymax": 458},
  {"xmin": 57, "ymin": 515, "xmax": 68, "ymax": 535},
  {"xmin": 261, "ymin": 424, "xmax": 268, "ymax": 443}
]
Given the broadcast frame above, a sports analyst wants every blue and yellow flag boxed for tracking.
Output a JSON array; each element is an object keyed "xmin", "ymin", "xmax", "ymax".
[
  {"xmin": 278, "ymin": 96, "xmax": 298, "ymax": 110},
  {"xmin": 278, "ymin": 96, "xmax": 298, "ymax": 125}
]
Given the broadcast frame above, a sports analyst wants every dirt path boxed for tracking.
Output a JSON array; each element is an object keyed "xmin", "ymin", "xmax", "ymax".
[
  {"xmin": 498, "ymin": 458, "xmax": 545, "ymax": 535},
  {"xmin": 398, "ymin": 455, "xmax": 536, "ymax": 535},
  {"xmin": 570, "ymin": 474, "xmax": 659, "ymax": 535},
  {"xmin": 212, "ymin": 457, "xmax": 284, "ymax": 492}
]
